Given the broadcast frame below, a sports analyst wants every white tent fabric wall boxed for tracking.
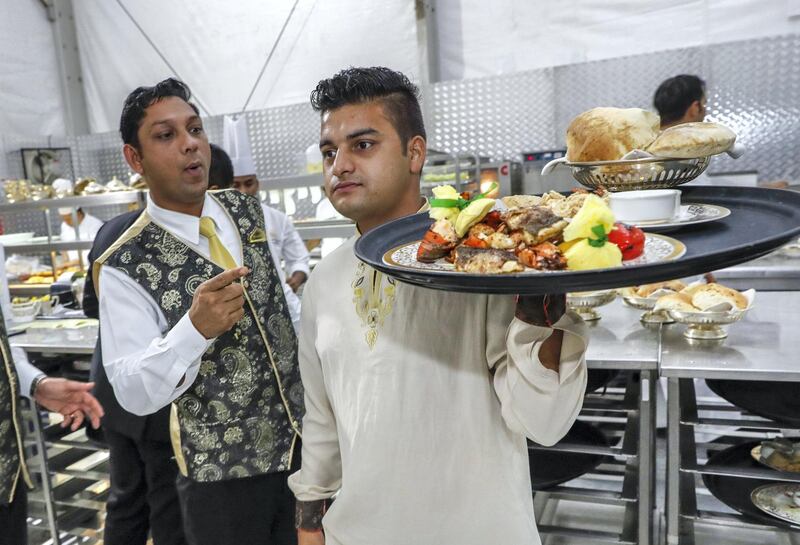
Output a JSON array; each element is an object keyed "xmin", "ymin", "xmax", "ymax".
[
  {"xmin": 0, "ymin": 0, "xmax": 65, "ymax": 137},
  {"xmin": 72, "ymin": 0, "xmax": 419, "ymax": 133},
  {"xmin": 435, "ymin": 0, "xmax": 800, "ymax": 81}
]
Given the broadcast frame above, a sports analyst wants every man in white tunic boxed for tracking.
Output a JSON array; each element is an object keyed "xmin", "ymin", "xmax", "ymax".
[{"xmin": 288, "ymin": 67, "xmax": 589, "ymax": 545}]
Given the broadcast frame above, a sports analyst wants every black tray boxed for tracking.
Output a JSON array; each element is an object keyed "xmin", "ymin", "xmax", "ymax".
[
  {"xmin": 586, "ymin": 369, "xmax": 620, "ymax": 393},
  {"xmin": 528, "ymin": 420, "xmax": 609, "ymax": 491},
  {"xmin": 705, "ymin": 379, "xmax": 800, "ymax": 427},
  {"xmin": 702, "ymin": 441, "xmax": 800, "ymax": 530},
  {"xmin": 355, "ymin": 186, "xmax": 800, "ymax": 295}
]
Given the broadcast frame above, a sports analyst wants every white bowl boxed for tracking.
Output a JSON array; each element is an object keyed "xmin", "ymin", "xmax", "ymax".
[
  {"xmin": 11, "ymin": 300, "xmax": 41, "ymax": 323},
  {"xmin": 609, "ymin": 190, "xmax": 680, "ymax": 224}
]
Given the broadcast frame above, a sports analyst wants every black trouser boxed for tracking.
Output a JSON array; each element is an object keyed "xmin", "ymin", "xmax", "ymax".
[
  {"xmin": 0, "ymin": 483, "xmax": 26, "ymax": 545},
  {"xmin": 103, "ymin": 427, "xmax": 185, "ymax": 545},
  {"xmin": 176, "ymin": 450, "xmax": 299, "ymax": 545}
]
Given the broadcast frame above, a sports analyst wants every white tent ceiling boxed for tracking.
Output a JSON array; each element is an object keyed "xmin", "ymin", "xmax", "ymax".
[{"xmin": 2, "ymin": 0, "xmax": 800, "ymax": 137}]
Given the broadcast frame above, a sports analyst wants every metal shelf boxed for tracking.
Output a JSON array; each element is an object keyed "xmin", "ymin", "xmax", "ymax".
[
  {"xmin": 259, "ymin": 173, "xmax": 323, "ymax": 191},
  {"xmin": 8, "ymin": 284, "xmax": 52, "ymax": 297},
  {"xmin": 294, "ymin": 219, "xmax": 356, "ymax": 240},
  {"xmin": 0, "ymin": 191, "xmax": 144, "ymax": 214},
  {"xmin": 4, "ymin": 240, "xmax": 94, "ymax": 253}
]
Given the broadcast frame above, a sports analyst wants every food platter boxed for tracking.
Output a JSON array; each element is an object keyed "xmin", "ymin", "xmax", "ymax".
[
  {"xmin": 751, "ymin": 484, "xmax": 800, "ymax": 526},
  {"xmin": 703, "ymin": 441, "xmax": 800, "ymax": 530},
  {"xmin": 355, "ymin": 186, "xmax": 800, "ymax": 295},
  {"xmin": 385, "ymin": 233, "xmax": 684, "ymax": 272}
]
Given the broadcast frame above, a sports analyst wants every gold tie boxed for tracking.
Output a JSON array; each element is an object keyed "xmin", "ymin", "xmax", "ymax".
[{"xmin": 199, "ymin": 216, "xmax": 237, "ymax": 269}]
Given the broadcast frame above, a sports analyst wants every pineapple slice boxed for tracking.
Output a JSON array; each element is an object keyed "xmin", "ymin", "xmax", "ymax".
[
  {"xmin": 563, "ymin": 194, "xmax": 616, "ymax": 242},
  {"xmin": 563, "ymin": 239, "xmax": 623, "ymax": 270}
]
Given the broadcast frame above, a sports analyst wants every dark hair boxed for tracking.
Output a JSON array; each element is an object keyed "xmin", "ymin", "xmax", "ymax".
[
  {"xmin": 310, "ymin": 67, "xmax": 426, "ymax": 149},
  {"xmin": 208, "ymin": 144, "xmax": 234, "ymax": 189},
  {"xmin": 653, "ymin": 75, "xmax": 706, "ymax": 125},
  {"xmin": 119, "ymin": 78, "xmax": 199, "ymax": 150}
]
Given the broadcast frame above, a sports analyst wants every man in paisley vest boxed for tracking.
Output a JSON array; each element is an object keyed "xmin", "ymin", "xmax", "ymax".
[
  {"xmin": 95, "ymin": 78, "xmax": 303, "ymax": 545},
  {"xmin": 0, "ymin": 248, "xmax": 104, "ymax": 545}
]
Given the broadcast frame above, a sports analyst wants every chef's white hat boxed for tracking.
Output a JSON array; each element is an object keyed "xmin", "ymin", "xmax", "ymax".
[
  {"xmin": 57, "ymin": 207, "xmax": 73, "ymax": 215},
  {"xmin": 223, "ymin": 115, "xmax": 257, "ymax": 177}
]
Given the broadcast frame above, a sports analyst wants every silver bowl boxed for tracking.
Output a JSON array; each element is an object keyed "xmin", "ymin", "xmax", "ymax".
[
  {"xmin": 667, "ymin": 308, "xmax": 747, "ymax": 340},
  {"xmin": 544, "ymin": 156, "xmax": 710, "ymax": 192},
  {"xmin": 567, "ymin": 290, "xmax": 617, "ymax": 321},
  {"xmin": 621, "ymin": 294, "xmax": 675, "ymax": 324}
]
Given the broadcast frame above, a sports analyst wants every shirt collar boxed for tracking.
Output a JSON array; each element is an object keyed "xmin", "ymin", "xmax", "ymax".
[{"xmin": 146, "ymin": 192, "xmax": 223, "ymax": 245}]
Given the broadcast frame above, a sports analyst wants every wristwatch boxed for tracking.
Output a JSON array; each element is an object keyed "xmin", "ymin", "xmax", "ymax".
[{"xmin": 29, "ymin": 373, "xmax": 48, "ymax": 398}]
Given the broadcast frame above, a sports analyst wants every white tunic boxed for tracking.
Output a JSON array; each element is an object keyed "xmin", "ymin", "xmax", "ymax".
[
  {"xmin": 288, "ymin": 237, "xmax": 589, "ymax": 545},
  {"xmin": 60, "ymin": 213, "xmax": 104, "ymax": 266}
]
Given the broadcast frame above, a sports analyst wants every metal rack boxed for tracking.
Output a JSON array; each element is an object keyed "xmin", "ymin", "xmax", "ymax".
[
  {"xmin": 12, "ymin": 325, "xmax": 102, "ymax": 544},
  {"xmin": 2, "ymin": 192, "xmax": 145, "ymax": 295},
  {"xmin": 533, "ymin": 301, "xmax": 658, "ymax": 545},
  {"xmin": 662, "ymin": 291, "xmax": 800, "ymax": 545}
]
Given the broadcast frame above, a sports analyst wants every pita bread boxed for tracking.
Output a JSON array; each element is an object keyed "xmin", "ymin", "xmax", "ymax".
[
  {"xmin": 566, "ymin": 108, "xmax": 660, "ymax": 163},
  {"xmin": 636, "ymin": 280, "xmax": 687, "ymax": 298},
  {"xmin": 690, "ymin": 283, "xmax": 748, "ymax": 310},
  {"xmin": 646, "ymin": 122, "xmax": 736, "ymax": 159},
  {"xmin": 654, "ymin": 293, "xmax": 696, "ymax": 313}
]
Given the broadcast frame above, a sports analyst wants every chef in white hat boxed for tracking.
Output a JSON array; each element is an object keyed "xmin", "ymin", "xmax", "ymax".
[
  {"xmin": 57, "ymin": 205, "xmax": 104, "ymax": 270},
  {"xmin": 223, "ymin": 115, "xmax": 310, "ymax": 294}
]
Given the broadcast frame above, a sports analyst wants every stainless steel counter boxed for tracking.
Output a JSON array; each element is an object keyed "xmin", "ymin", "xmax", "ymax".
[
  {"xmin": 660, "ymin": 291, "xmax": 800, "ymax": 382},
  {"xmin": 714, "ymin": 250, "xmax": 800, "ymax": 291},
  {"xmin": 583, "ymin": 299, "xmax": 660, "ymax": 370},
  {"xmin": 9, "ymin": 302, "xmax": 658, "ymax": 367},
  {"xmin": 10, "ymin": 321, "xmax": 98, "ymax": 355}
]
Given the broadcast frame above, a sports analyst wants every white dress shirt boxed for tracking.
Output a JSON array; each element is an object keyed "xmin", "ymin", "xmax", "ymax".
[
  {"xmin": 288, "ymin": 237, "xmax": 589, "ymax": 545},
  {"xmin": 1, "ymin": 243, "xmax": 42, "ymax": 398},
  {"xmin": 261, "ymin": 204, "xmax": 306, "ymax": 324},
  {"xmin": 101, "ymin": 192, "xmax": 289, "ymax": 416},
  {"xmin": 60, "ymin": 213, "xmax": 104, "ymax": 266},
  {"xmin": 261, "ymin": 204, "xmax": 310, "ymax": 278}
]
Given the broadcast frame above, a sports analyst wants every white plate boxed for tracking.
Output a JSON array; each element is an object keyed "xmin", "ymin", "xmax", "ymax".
[
  {"xmin": 0, "ymin": 232, "xmax": 35, "ymax": 245},
  {"xmin": 751, "ymin": 483, "xmax": 800, "ymax": 526},
  {"xmin": 385, "ymin": 233, "xmax": 686, "ymax": 274},
  {"xmin": 634, "ymin": 204, "xmax": 730, "ymax": 232}
]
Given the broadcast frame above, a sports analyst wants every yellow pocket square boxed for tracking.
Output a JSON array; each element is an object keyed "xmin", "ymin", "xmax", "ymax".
[{"xmin": 248, "ymin": 228, "xmax": 267, "ymax": 244}]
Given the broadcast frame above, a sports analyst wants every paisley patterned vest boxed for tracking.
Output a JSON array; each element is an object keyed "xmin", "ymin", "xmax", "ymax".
[
  {"xmin": 0, "ymin": 304, "xmax": 31, "ymax": 504},
  {"xmin": 97, "ymin": 190, "xmax": 303, "ymax": 482}
]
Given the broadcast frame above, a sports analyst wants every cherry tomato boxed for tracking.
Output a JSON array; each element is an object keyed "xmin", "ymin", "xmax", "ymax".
[{"xmin": 608, "ymin": 222, "xmax": 645, "ymax": 260}]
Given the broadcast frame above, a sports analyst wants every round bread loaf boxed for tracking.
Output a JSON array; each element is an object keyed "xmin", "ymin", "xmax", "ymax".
[
  {"xmin": 646, "ymin": 122, "xmax": 736, "ymax": 159},
  {"xmin": 690, "ymin": 283, "xmax": 748, "ymax": 310},
  {"xmin": 566, "ymin": 107, "xmax": 661, "ymax": 163}
]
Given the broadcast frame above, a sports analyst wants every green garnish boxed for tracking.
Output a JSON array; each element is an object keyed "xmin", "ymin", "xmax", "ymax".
[
  {"xmin": 429, "ymin": 183, "xmax": 499, "ymax": 210},
  {"xmin": 587, "ymin": 224, "xmax": 608, "ymax": 248}
]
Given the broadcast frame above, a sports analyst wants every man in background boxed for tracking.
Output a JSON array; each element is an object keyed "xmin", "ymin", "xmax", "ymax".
[
  {"xmin": 653, "ymin": 74, "xmax": 706, "ymax": 129},
  {"xmin": 223, "ymin": 116, "xmax": 311, "ymax": 293},
  {"xmin": 207, "ymin": 143, "xmax": 301, "ymax": 330},
  {"xmin": 207, "ymin": 143, "xmax": 233, "ymax": 190}
]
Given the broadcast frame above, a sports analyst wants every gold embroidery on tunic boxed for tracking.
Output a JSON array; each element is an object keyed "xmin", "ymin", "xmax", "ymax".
[{"xmin": 352, "ymin": 262, "xmax": 396, "ymax": 349}]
